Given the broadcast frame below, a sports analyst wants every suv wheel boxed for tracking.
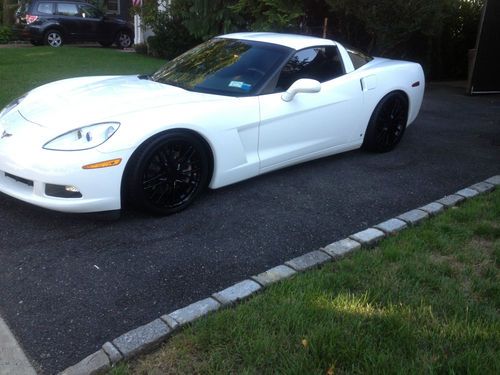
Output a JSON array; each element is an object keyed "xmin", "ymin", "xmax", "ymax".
[
  {"xmin": 115, "ymin": 31, "xmax": 132, "ymax": 49},
  {"xmin": 45, "ymin": 30, "xmax": 63, "ymax": 47}
]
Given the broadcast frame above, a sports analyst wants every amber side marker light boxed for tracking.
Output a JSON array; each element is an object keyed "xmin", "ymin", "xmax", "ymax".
[{"xmin": 82, "ymin": 158, "xmax": 122, "ymax": 169}]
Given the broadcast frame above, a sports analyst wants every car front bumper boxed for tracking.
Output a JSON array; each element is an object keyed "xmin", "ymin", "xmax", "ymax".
[{"xmin": 0, "ymin": 112, "xmax": 128, "ymax": 213}]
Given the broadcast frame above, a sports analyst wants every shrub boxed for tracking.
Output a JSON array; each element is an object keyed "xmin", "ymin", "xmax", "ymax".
[
  {"xmin": 146, "ymin": 16, "xmax": 199, "ymax": 59},
  {"xmin": 134, "ymin": 42, "xmax": 148, "ymax": 55},
  {"xmin": 136, "ymin": 0, "xmax": 201, "ymax": 60},
  {"xmin": 0, "ymin": 25, "xmax": 13, "ymax": 44}
]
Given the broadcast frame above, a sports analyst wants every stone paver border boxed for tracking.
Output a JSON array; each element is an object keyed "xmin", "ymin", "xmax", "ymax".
[{"xmin": 55, "ymin": 175, "xmax": 498, "ymax": 374}]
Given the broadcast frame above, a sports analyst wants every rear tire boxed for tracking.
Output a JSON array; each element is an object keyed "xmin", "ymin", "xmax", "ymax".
[
  {"xmin": 115, "ymin": 31, "xmax": 132, "ymax": 49},
  {"xmin": 44, "ymin": 30, "xmax": 63, "ymax": 47},
  {"xmin": 124, "ymin": 132, "xmax": 210, "ymax": 215},
  {"xmin": 362, "ymin": 91, "xmax": 408, "ymax": 153}
]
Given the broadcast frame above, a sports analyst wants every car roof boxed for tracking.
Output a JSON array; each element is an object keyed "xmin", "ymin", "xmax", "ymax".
[{"xmin": 220, "ymin": 32, "xmax": 336, "ymax": 51}]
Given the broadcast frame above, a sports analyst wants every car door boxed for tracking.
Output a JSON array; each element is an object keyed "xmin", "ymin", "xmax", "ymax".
[
  {"xmin": 77, "ymin": 4, "xmax": 105, "ymax": 41},
  {"xmin": 258, "ymin": 45, "xmax": 364, "ymax": 172},
  {"xmin": 55, "ymin": 2, "xmax": 82, "ymax": 40}
]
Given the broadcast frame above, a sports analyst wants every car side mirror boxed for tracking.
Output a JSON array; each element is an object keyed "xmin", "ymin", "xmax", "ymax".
[{"xmin": 281, "ymin": 79, "xmax": 321, "ymax": 102}]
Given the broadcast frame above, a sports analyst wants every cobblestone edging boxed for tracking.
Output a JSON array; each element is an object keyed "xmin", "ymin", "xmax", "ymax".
[{"xmin": 60, "ymin": 175, "xmax": 499, "ymax": 375}]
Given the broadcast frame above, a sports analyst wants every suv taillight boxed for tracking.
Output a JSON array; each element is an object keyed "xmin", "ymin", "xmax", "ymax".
[{"xmin": 26, "ymin": 14, "xmax": 38, "ymax": 24}]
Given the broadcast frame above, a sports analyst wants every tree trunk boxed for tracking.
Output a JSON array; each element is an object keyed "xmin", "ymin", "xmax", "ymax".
[{"xmin": 3, "ymin": 0, "xmax": 16, "ymax": 26}]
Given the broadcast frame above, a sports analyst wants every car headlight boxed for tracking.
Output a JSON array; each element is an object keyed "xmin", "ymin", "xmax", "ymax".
[
  {"xmin": 0, "ymin": 94, "xmax": 28, "ymax": 119},
  {"xmin": 43, "ymin": 122, "xmax": 120, "ymax": 151}
]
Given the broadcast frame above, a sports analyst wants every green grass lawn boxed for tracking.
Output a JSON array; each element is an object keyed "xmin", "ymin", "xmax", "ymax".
[
  {"xmin": 0, "ymin": 46, "xmax": 164, "ymax": 108},
  {"xmin": 113, "ymin": 189, "xmax": 499, "ymax": 374}
]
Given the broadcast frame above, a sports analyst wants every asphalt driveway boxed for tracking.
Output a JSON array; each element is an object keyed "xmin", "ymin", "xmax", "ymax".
[{"xmin": 0, "ymin": 83, "xmax": 499, "ymax": 374}]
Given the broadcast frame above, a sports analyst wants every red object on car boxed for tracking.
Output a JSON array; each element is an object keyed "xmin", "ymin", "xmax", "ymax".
[{"xmin": 26, "ymin": 14, "xmax": 38, "ymax": 24}]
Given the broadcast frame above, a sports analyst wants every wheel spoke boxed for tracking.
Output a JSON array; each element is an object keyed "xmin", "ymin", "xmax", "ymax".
[
  {"xmin": 153, "ymin": 183, "xmax": 170, "ymax": 204},
  {"xmin": 178, "ymin": 145, "xmax": 195, "ymax": 163},
  {"xmin": 156, "ymin": 149, "xmax": 167, "ymax": 166},
  {"xmin": 143, "ymin": 174, "xmax": 165, "ymax": 188}
]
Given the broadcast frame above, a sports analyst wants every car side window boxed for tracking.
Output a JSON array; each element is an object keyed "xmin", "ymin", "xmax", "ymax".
[
  {"xmin": 79, "ymin": 4, "xmax": 101, "ymax": 18},
  {"xmin": 37, "ymin": 2, "xmax": 54, "ymax": 14},
  {"xmin": 275, "ymin": 46, "xmax": 345, "ymax": 92},
  {"xmin": 347, "ymin": 48, "xmax": 373, "ymax": 70},
  {"xmin": 56, "ymin": 3, "xmax": 79, "ymax": 17}
]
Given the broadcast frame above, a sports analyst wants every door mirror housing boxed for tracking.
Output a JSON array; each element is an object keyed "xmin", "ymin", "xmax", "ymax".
[{"xmin": 281, "ymin": 79, "xmax": 321, "ymax": 102}]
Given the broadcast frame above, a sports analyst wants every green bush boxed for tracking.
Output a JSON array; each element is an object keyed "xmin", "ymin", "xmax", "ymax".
[
  {"xmin": 0, "ymin": 25, "xmax": 13, "ymax": 44},
  {"xmin": 137, "ymin": 0, "xmax": 201, "ymax": 60},
  {"xmin": 146, "ymin": 16, "xmax": 199, "ymax": 59},
  {"xmin": 134, "ymin": 42, "xmax": 148, "ymax": 55}
]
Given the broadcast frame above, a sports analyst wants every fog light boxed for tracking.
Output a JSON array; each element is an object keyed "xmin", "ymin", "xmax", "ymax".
[
  {"xmin": 65, "ymin": 185, "xmax": 79, "ymax": 193},
  {"xmin": 45, "ymin": 184, "xmax": 82, "ymax": 198}
]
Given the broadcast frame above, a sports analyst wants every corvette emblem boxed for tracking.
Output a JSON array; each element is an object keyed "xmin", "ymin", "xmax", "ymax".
[{"xmin": 1, "ymin": 130, "xmax": 12, "ymax": 139}]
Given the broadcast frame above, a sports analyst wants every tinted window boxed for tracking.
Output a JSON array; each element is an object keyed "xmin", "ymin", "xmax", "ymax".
[
  {"xmin": 275, "ymin": 46, "xmax": 345, "ymax": 91},
  {"xmin": 37, "ymin": 2, "xmax": 54, "ymax": 14},
  {"xmin": 56, "ymin": 3, "xmax": 79, "ymax": 16},
  {"xmin": 152, "ymin": 38, "xmax": 291, "ymax": 96},
  {"xmin": 347, "ymin": 48, "xmax": 373, "ymax": 70},
  {"xmin": 79, "ymin": 4, "xmax": 101, "ymax": 18}
]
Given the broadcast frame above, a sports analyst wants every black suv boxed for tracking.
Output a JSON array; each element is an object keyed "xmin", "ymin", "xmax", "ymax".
[{"xmin": 15, "ymin": 0, "xmax": 133, "ymax": 48}]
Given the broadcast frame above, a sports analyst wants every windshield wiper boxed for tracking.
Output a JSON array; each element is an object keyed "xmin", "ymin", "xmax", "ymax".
[{"xmin": 137, "ymin": 74, "xmax": 152, "ymax": 80}]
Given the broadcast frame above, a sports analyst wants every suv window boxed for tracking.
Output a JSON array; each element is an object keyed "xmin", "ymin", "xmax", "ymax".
[
  {"xmin": 275, "ymin": 46, "xmax": 345, "ymax": 91},
  {"xmin": 37, "ymin": 2, "xmax": 55, "ymax": 14},
  {"xmin": 56, "ymin": 3, "xmax": 79, "ymax": 16},
  {"xmin": 79, "ymin": 4, "xmax": 101, "ymax": 18}
]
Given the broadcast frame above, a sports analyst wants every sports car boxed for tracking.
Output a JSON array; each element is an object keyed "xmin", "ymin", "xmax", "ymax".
[{"xmin": 0, "ymin": 32, "xmax": 425, "ymax": 215}]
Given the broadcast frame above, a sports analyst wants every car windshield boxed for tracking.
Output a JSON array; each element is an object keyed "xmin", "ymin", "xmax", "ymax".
[{"xmin": 151, "ymin": 38, "xmax": 291, "ymax": 96}]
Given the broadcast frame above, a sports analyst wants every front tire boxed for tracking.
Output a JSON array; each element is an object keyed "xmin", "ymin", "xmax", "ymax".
[
  {"xmin": 362, "ymin": 91, "xmax": 409, "ymax": 153},
  {"xmin": 124, "ymin": 132, "xmax": 210, "ymax": 215},
  {"xmin": 44, "ymin": 30, "xmax": 63, "ymax": 47}
]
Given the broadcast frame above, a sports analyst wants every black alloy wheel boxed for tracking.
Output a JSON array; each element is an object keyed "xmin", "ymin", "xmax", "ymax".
[
  {"xmin": 125, "ymin": 132, "xmax": 210, "ymax": 215},
  {"xmin": 363, "ymin": 92, "xmax": 409, "ymax": 153}
]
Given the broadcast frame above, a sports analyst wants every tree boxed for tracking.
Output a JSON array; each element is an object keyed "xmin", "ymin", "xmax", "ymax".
[
  {"xmin": 231, "ymin": 0, "xmax": 305, "ymax": 31},
  {"xmin": 173, "ymin": 0, "xmax": 244, "ymax": 40},
  {"xmin": 138, "ymin": 0, "xmax": 483, "ymax": 80},
  {"xmin": 325, "ymin": 0, "xmax": 444, "ymax": 56},
  {"xmin": 2, "ymin": 0, "xmax": 19, "ymax": 26}
]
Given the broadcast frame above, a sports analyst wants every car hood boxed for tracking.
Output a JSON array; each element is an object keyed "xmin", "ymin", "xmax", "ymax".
[{"xmin": 16, "ymin": 75, "xmax": 223, "ymax": 131}]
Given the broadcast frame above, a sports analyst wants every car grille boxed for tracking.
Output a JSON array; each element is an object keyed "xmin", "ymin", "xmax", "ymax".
[{"xmin": 4, "ymin": 172, "xmax": 34, "ymax": 187}]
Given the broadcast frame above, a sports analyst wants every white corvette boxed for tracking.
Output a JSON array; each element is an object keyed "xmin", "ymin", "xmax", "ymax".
[{"xmin": 0, "ymin": 32, "xmax": 424, "ymax": 215}]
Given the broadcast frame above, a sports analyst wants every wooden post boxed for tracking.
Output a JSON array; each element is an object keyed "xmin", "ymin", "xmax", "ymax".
[{"xmin": 322, "ymin": 17, "xmax": 328, "ymax": 38}]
